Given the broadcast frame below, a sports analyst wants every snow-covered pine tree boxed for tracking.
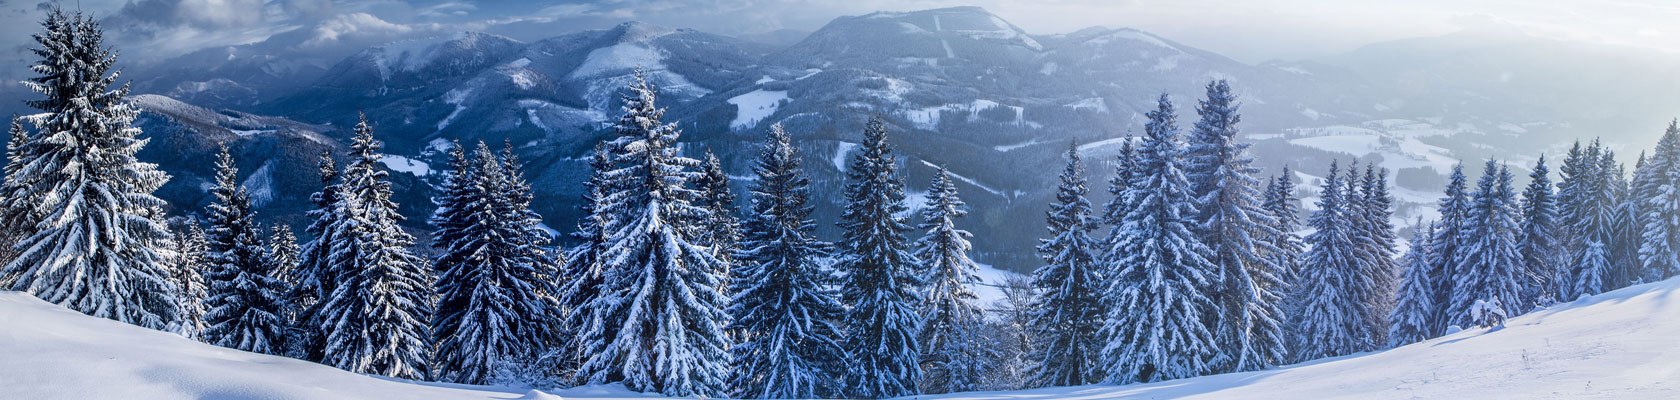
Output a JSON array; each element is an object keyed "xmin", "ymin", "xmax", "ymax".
[
  {"xmin": 1182, "ymin": 80, "xmax": 1285, "ymax": 373},
  {"xmin": 836, "ymin": 116, "xmax": 923, "ymax": 399},
  {"xmin": 1448, "ymin": 160, "xmax": 1525, "ymax": 329},
  {"xmin": 1387, "ymin": 220, "xmax": 1435, "ymax": 347},
  {"xmin": 0, "ymin": 117, "xmax": 34, "ymax": 272},
  {"xmin": 557, "ymin": 143, "xmax": 612, "ymax": 380},
  {"xmin": 1100, "ymin": 94, "xmax": 1219, "ymax": 384},
  {"xmin": 0, "ymin": 8, "xmax": 177, "ymax": 329},
  {"xmin": 695, "ymin": 150, "xmax": 740, "ymax": 268},
  {"xmin": 170, "ymin": 221, "xmax": 211, "ymax": 339},
  {"xmin": 1030, "ymin": 143, "xmax": 1104, "ymax": 388},
  {"xmin": 1427, "ymin": 164, "xmax": 1471, "ymax": 335},
  {"xmin": 916, "ymin": 166, "xmax": 989, "ymax": 394},
  {"xmin": 201, "ymin": 146, "xmax": 290, "ymax": 355},
  {"xmin": 987, "ymin": 274, "xmax": 1038, "ymax": 391},
  {"xmin": 727, "ymin": 123, "xmax": 848, "ymax": 399},
  {"xmin": 316, "ymin": 115, "xmax": 433, "ymax": 380},
  {"xmin": 1261, "ymin": 169, "xmax": 1303, "ymax": 313},
  {"xmin": 1640, "ymin": 121, "xmax": 1680, "ymax": 282},
  {"xmin": 291, "ymin": 151, "xmax": 340, "ymax": 361},
  {"xmin": 1602, "ymin": 149, "xmax": 1641, "ymax": 288},
  {"xmin": 1356, "ymin": 165, "xmax": 1398, "ymax": 347},
  {"xmin": 431, "ymin": 141, "xmax": 560, "ymax": 385},
  {"xmin": 1290, "ymin": 161, "xmax": 1368, "ymax": 361},
  {"xmin": 268, "ymin": 226, "xmax": 300, "ymax": 284},
  {"xmin": 575, "ymin": 71, "xmax": 730, "ymax": 397},
  {"xmin": 1560, "ymin": 141, "xmax": 1621, "ymax": 298},
  {"xmin": 1518, "ymin": 156, "xmax": 1563, "ymax": 306},
  {"xmin": 1101, "ymin": 136, "xmax": 1139, "ymax": 227},
  {"xmin": 1574, "ymin": 241, "xmax": 1610, "ymax": 298}
]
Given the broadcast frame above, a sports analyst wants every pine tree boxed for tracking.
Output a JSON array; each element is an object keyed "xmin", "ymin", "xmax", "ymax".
[
  {"xmin": 1291, "ymin": 161, "xmax": 1368, "ymax": 360},
  {"xmin": 1603, "ymin": 150, "xmax": 1640, "ymax": 287},
  {"xmin": 1518, "ymin": 156, "xmax": 1563, "ymax": 306},
  {"xmin": 1448, "ymin": 160, "xmax": 1525, "ymax": 329},
  {"xmin": 1388, "ymin": 221, "xmax": 1435, "ymax": 347},
  {"xmin": 1573, "ymin": 241, "xmax": 1610, "ymax": 298},
  {"xmin": 916, "ymin": 166, "xmax": 989, "ymax": 394},
  {"xmin": 727, "ymin": 123, "xmax": 847, "ymax": 399},
  {"xmin": 316, "ymin": 115, "xmax": 433, "ymax": 380},
  {"xmin": 1427, "ymin": 164, "xmax": 1471, "ymax": 334},
  {"xmin": 575, "ymin": 71, "xmax": 730, "ymax": 397},
  {"xmin": 430, "ymin": 142, "xmax": 562, "ymax": 385},
  {"xmin": 695, "ymin": 150, "xmax": 741, "ymax": 267},
  {"xmin": 267, "ymin": 225, "xmax": 300, "ymax": 286},
  {"xmin": 0, "ymin": 8, "xmax": 177, "ymax": 329},
  {"xmin": 557, "ymin": 143, "xmax": 612, "ymax": 380},
  {"xmin": 0, "ymin": 117, "xmax": 34, "ymax": 272},
  {"xmin": 1640, "ymin": 121, "xmax": 1680, "ymax": 281},
  {"xmin": 1030, "ymin": 144, "xmax": 1104, "ymax": 387},
  {"xmin": 291, "ymin": 151, "xmax": 340, "ymax": 360},
  {"xmin": 1101, "ymin": 137, "xmax": 1139, "ymax": 227},
  {"xmin": 1182, "ymin": 80, "xmax": 1286, "ymax": 372},
  {"xmin": 1262, "ymin": 169, "xmax": 1303, "ymax": 316},
  {"xmin": 1560, "ymin": 141, "xmax": 1620, "ymax": 298},
  {"xmin": 1100, "ymin": 94, "xmax": 1219, "ymax": 384},
  {"xmin": 201, "ymin": 146, "xmax": 290, "ymax": 355},
  {"xmin": 1353, "ymin": 165, "xmax": 1398, "ymax": 348},
  {"xmin": 171, "ymin": 221, "xmax": 211, "ymax": 339},
  {"xmin": 836, "ymin": 116, "xmax": 923, "ymax": 399}
]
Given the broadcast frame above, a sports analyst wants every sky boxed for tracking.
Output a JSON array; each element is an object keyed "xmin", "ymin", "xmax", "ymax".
[{"xmin": 0, "ymin": 0, "xmax": 1677, "ymax": 69}]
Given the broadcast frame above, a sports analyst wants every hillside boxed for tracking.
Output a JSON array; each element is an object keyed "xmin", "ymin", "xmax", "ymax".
[{"xmin": 5, "ymin": 278, "xmax": 1679, "ymax": 399}]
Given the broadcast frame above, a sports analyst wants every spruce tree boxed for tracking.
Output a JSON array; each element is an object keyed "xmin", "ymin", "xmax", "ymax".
[
  {"xmin": 201, "ymin": 146, "xmax": 290, "ymax": 355},
  {"xmin": 1291, "ymin": 161, "xmax": 1368, "ymax": 360},
  {"xmin": 431, "ymin": 142, "xmax": 561, "ymax": 385},
  {"xmin": 1573, "ymin": 241, "xmax": 1610, "ymax": 298},
  {"xmin": 1100, "ymin": 94, "xmax": 1219, "ymax": 384},
  {"xmin": 0, "ymin": 7, "xmax": 177, "ymax": 329},
  {"xmin": 1262, "ymin": 169, "xmax": 1303, "ymax": 317},
  {"xmin": 695, "ymin": 150, "xmax": 741, "ymax": 267},
  {"xmin": 1448, "ymin": 160, "xmax": 1525, "ymax": 329},
  {"xmin": 268, "ymin": 225, "xmax": 300, "ymax": 287},
  {"xmin": 1518, "ymin": 156, "xmax": 1562, "ymax": 306},
  {"xmin": 916, "ymin": 166, "xmax": 988, "ymax": 394},
  {"xmin": 171, "ymin": 222, "xmax": 211, "ymax": 339},
  {"xmin": 1101, "ymin": 137, "xmax": 1138, "ymax": 227},
  {"xmin": 1183, "ymin": 80, "xmax": 1286, "ymax": 372},
  {"xmin": 1388, "ymin": 221, "xmax": 1435, "ymax": 347},
  {"xmin": 291, "ymin": 151, "xmax": 340, "ymax": 360},
  {"xmin": 1427, "ymin": 164, "xmax": 1471, "ymax": 334},
  {"xmin": 727, "ymin": 123, "xmax": 847, "ymax": 399},
  {"xmin": 1030, "ymin": 144, "xmax": 1104, "ymax": 387},
  {"xmin": 316, "ymin": 115, "xmax": 433, "ymax": 380},
  {"xmin": 557, "ymin": 143, "xmax": 612, "ymax": 380},
  {"xmin": 575, "ymin": 71, "xmax": 730, "ymax": 397},
  {"xmin": 836, "ymin": 116, "xmax": 923, "ymax": 398},
  {"xmin": 0, "ymin": 117, "xmax": 34, "ymax": 271},
  {"xmin": 1640, "ymin": 121, "xmax": 1680, "ymax": 282}
]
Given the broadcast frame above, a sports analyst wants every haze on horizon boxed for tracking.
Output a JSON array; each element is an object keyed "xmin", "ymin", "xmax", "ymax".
[{"xmin": 0, "ymin": 0, "xmax": 1674, "ymax": 70}]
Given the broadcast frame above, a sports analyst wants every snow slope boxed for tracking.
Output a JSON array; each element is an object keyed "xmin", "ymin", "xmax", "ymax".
[
  {"xmin": 0, "ymin": 292, "xmax": 655, "ymax": 400},
  {"xmin": 921, "ymin": 278, "xmax": 1680, "ymax": 399},
  {"xmin": 5, "ymin": 276, "xmax": 1679, "ymax": 399}
]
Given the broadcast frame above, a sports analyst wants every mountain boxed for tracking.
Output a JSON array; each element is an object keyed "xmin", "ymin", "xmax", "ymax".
[
  {"xmin": 105, "ymin": 6, "xmax": 1680, "ymax": 271},
  {"xmin": 7, "ymin": 276, "xmax": 1678, "ymax": 398}
]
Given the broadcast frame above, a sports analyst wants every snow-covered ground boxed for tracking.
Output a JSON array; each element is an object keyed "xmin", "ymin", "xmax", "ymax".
[
  {"xmin": 5, "ymin": 277, "xmax": 1678, "ymax": 399},
  {"xmin": 0, "ymin": 291, "xmax": 661, "ymax": 399},
  {"xmin": 923, "ymin": 278, "xmax": 1680, "ymax": 399}
]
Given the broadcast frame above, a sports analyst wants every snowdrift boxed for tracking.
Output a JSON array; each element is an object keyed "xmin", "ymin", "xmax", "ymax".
[
  {"xmin": 0, "ymin": 291, "xmax": 652, "ymax": 400},
  {"xmin": 4, "ymin": 278, "xmax": 1679, "ymax": 399},
  {"xmin": 923, "ymin": 278, "xmax": 1680, "ymax": 399}
]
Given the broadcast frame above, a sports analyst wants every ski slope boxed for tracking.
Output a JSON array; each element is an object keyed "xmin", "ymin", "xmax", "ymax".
[{"xmin": 4, "ymin": 277, "xmax": 1680, "ymax": 399}]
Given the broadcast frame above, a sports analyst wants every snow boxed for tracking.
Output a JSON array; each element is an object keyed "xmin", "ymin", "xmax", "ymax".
[
  {"xmin": 727, "ymin": 89, "xmax": 789, "ymax": 130},
  {"xmin": 920, "ymin": 160, "xmax": 1006, "ymax": 198},
  {"xmin": 570, "ymin": 43, "xmax": 663, "ymax": 79},
  {"xmin": 228, "ymin": 129, "xmax": 274, "ymax": 137},
  {"xmin": 920, "ymin": 278, "xmax": 1680, "ymax": 399},
  {"xmin": 1078, "ymin": 136, "xmax": 1135, "ymax": 152},
  {"xmin": 437, "ymin": 87, "xmax": 471, "ymax": 132},
  {"xmin": 994, "ymin": 138, "xmax": 1049, "ymax": 152},
  {"xmin": 969, "ymin": 262, "xmax": 1024, "ymax": 313},
  {"xmin": 379, "ymin": 154, "xmax": 432, "ymax": 176},
  {"xmin": 831, "ymin": 142, "xmax": 859, "ymax": 172},
  {"xmin": 903, "ymin": 99, "xmax": 1031, "ymax": 130},
  {"xmin": 1064, "ymin": 97, "xmax": 1108, "ymax": 113}
]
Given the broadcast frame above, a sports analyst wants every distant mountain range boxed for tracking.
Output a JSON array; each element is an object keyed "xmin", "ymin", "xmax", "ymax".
[{"xmin": 82, "ymin": 6, "xmax": 1680, "ymax": 271}]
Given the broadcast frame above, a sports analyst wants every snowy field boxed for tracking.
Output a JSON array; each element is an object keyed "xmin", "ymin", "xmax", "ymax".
[{"xmin": 5, "ymin": 277, "xmax": 1680, "ymax": 399}]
